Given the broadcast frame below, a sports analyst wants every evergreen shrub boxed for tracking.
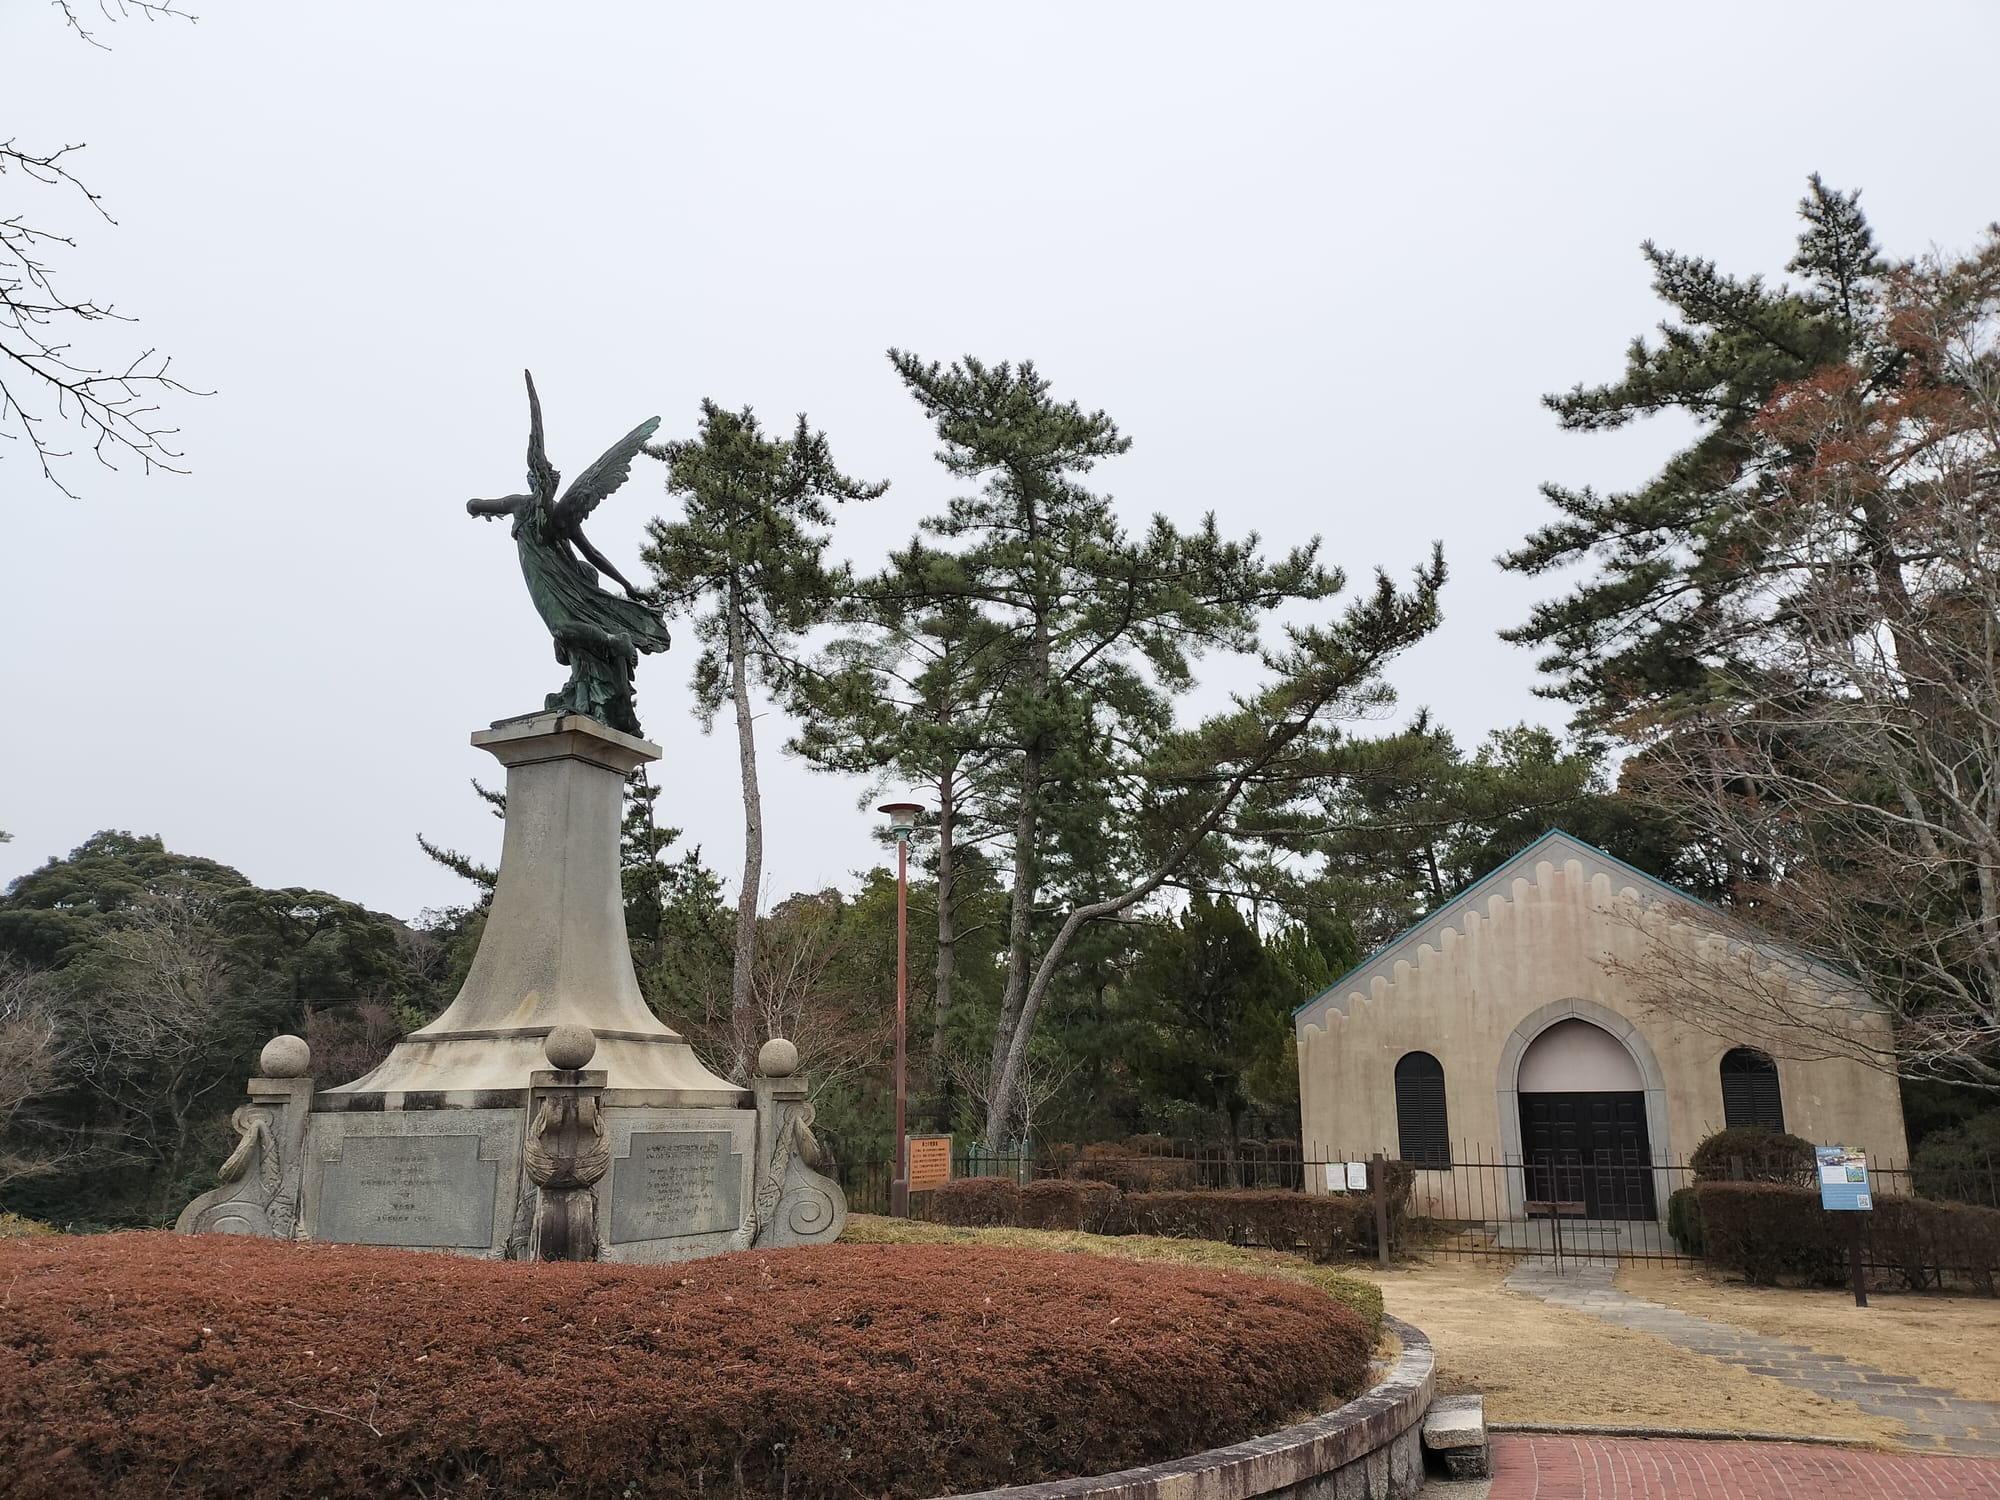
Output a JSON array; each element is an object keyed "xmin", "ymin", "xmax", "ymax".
[
  {"xmin": 1695, "ymin": 1182, "xmax": 1844, "ymax": 1285},
  {"xmin": 1666, "ymin": 1186, "xmax": 1703, "ymax": 1255},
  {"xmin": 1912, "ymin": 1110, "xmax": 2000, "ymax": 1208},
  {"xmin": 1689, "ymin": 1127, "xmax": 1816, "ymax": 1185},
  {"xmin": 0, "ymin": 1232, "xmax": 1374, "ymax": 1500},
  {"xmin": 1696, "ymin": 1182, "xmax": 2000, "ymax": 1292}
]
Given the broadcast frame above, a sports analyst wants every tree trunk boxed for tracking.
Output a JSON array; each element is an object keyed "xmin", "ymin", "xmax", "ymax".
[
  {"xmin": 931, "ymin": 760, "xmax": 959, "ymax": 1131},
  {"xmin": 984, "ymin": 756, "xmax": 1040, "ymax": 1145},
  {"xmin": 984, "ymin": 491, "xmax": 1052, "ymax": 1147},
  {"xmin": 726, "ymin": 576, "xmax": 762, "ymax": 1082}
]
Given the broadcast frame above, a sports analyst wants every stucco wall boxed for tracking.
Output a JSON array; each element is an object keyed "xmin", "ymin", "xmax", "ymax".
[{"xmin": 1295, "ymin": 849, "xmax": 1908, "ymax": 1218}]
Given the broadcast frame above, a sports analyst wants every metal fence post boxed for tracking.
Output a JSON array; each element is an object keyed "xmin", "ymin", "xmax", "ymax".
[{"xmin": 1371, "ymin": 1151, "xmax": 1391, "ymax": 1268}]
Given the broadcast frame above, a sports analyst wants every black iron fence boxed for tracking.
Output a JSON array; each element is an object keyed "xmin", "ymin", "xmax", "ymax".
[{"xmin": 824, "ymin": 1139, "xmax": 2000, "ymax": 1274}]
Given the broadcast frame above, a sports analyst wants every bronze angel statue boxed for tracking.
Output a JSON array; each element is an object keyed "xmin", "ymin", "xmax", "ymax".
[{"xmin": 469, "ymin": 372, "xmax": 671, "ymax": 737}]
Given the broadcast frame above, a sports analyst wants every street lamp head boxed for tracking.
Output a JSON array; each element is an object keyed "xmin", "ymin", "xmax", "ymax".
[{"xmin": 877, "ymin": 801, "xmax": 925, "ymax": 839}]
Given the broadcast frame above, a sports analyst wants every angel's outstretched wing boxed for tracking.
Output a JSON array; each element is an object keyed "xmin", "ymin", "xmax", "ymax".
[
  {"xmin": 524, "ymin": 370, "xmax": 562, "ymax": 505},
  {"xmin": 551, "ymin": 414, "xmax": 661, "ymax": 529}
]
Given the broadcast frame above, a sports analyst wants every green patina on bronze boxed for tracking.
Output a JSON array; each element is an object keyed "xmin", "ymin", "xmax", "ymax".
[{"xmin": 469, "ymin": 372, "xmax": 671, "ymax": 737}]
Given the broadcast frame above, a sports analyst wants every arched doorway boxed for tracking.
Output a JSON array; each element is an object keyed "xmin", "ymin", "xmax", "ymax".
[{"xmin": 1517, "ymin": 1018, "xmax": 1656, "ymax": 1220}]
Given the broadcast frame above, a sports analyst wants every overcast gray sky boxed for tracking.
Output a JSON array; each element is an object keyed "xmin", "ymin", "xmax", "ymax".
[{"xmin": 4, "ymin": 1, "xmax": 1995, "ymax": 921}]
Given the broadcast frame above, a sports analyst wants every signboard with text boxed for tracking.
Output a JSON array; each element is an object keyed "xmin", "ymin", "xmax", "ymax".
[
  {"xmin": 906, "ymin": 1135, "xmax": 953, "ymax": 1192},
  {"xmin": 1816, "ymin": 1145, "xmax": 1872, "ymax": 1211},
  {"xmin": 1323, "ymin": 1161, "xmax": 1371, "ymax": 1193}
]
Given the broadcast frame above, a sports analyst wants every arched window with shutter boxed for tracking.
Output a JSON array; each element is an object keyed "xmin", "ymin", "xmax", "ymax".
[
  {"xmin": 1720, "ymin": 1047, "xmax": 1784, "ymax": 1131},
  {"xmin": 1394, "ymin": 1051, "xmax": 1451, "ymax": 1167}
]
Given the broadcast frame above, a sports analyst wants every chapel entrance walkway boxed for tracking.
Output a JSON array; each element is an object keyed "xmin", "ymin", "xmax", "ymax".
[{"xmin": 1501, "ymin": 1258, "xmax": 2000, "ymax": 1457}]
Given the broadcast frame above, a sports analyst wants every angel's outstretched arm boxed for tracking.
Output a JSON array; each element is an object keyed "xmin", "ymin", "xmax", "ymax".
[
  {"xmin": 468, "ymin": 493, "xmax": 530, "ymax": 519},
  {"xmin": 571, "ymin": 527, "xmax": 644, "ymax": 597}
]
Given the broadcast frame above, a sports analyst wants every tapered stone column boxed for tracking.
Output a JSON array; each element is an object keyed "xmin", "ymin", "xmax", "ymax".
[{"xmin": 331, "ymin": 712, "xmax": 739, "ymax": 1099}]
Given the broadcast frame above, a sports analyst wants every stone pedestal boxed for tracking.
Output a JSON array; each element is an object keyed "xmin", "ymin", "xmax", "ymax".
[
  {"xmin": 337, "ymin": 712, "xmax": 737, "ymax": 1098},
  {"xmin": 177, "ymin": 712, "xmax": 846, "ymax": 1264}
]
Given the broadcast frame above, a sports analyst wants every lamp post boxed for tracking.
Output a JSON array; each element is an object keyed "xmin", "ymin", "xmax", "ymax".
[{"xmin": 878, "ymin": 801, "xmax": 924, "ymax": 1217}]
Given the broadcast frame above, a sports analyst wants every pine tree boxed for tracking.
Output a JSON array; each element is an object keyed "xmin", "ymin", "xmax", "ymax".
[
  {"xmin": 1506, "ymin": 181, "xmax": 2000, "ymax": 1087},
  {"xmin": 1121, "ymin": 897, "xmax": 1294, "ymax": 1169},
  {"xmin": 1501, "ymin": 176, "xmax": 1888, "ymax": 727},
  {"xmin": 790, "ymin": 589, "xmax": 1017, "ymax": 1126},
  {"xmin": 887, "ymin": 352, "xmax": 1443, "ymax": 1143},
  {"xmin": 641, "ymin": 403, "xmax": 885, "ymax": 1079}
]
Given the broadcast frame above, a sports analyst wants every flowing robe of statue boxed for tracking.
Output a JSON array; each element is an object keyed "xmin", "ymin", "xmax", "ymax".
[{"xmin": 470, "ymin": 372, "xmax": 671, "ymax": 737}]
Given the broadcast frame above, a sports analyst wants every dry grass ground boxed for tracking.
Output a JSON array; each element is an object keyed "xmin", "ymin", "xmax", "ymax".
[
  {"xmin": 1617, "ymin": 1261, "xmax": 2000, "ymax": 1405},
  {"xmin": 1348, "ymin": 1258, "xmax": 1907, "ymax": 1444}
]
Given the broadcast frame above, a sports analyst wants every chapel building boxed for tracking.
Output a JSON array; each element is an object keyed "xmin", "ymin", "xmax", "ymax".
[{"xmin": 1293, "ymin": 830, "xmax": 1910, "ymax": 1221}]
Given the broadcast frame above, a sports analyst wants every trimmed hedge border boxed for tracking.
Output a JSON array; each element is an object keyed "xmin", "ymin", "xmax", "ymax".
[
  {"xmin": 1697, "ymin": 1181, "xmax": 2000, "ymax": 1292},
  {"xmin": 929, "ymin": 1173, "xmax": 1416, "ymax": 1261},
  {"xmin": 947, "ymin": 1315, "xmax": 1435, "ymax": 1500}
]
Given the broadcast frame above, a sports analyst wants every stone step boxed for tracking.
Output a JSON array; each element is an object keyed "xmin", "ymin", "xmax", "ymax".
[{"xmin": 1421, "ymin": 1394, "xmax": 1490, "ymax": 1480}]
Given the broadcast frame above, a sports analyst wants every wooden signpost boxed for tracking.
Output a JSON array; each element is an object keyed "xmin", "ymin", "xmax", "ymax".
[{"xmin": 907, "ymin": 1135, "xmax": 953, "ymax": 1193}]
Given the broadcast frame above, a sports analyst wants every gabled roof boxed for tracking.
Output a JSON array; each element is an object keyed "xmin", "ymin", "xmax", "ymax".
[{"xmin": 1291, "ymin": 827, "xmax": 1855, "ymax": 1030}]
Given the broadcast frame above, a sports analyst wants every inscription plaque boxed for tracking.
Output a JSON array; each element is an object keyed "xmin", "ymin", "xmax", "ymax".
[
  {"xmin": 907, "ymin": 1135, "xmax": 952, "ymax": 1191},
  {"xmin": 610, "ymin": 1131, "xmax": 743, "ymax": 1244},
  {"xmin": 316, "ymin": 1135, "xmax": 498, "ymax": 1248}
]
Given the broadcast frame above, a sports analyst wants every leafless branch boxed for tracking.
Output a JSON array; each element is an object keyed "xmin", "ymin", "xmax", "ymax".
[{"xmin": 6, "ymin": 3, "xmax": 203, "ymax": 495}]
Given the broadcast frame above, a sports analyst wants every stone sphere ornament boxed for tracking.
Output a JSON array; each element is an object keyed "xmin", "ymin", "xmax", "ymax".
[
  {"xmin": 757, "ymin": 1037, "xmax": 799, "ymax": 1078},
  {"xmin": 258, "ymin": 1035, "xmax": 312, "ymax": 1079},
  {"xmin": 544, "ymin": 1024, "xmax": 597, "ymax": 1071}
]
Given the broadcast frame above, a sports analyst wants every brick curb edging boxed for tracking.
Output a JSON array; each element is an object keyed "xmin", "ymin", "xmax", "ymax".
[
  {"xmin": 1488, "ymin": 1421, "xmax": 1879, "ymax": 1449},
  {"xmin": 945, "ymin": 1314, "xmax": 1437, "ymax": 1500}
]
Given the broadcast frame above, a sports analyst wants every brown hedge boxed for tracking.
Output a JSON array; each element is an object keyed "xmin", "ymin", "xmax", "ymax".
[
  {"xmin": 1696, "ymin": 1182, "xmax": 2000, "ymax": 1293},
  {"xmin": 931, "ymin": 1174, "xmax": 1415, "ymax": 1261},
  {"xmin": 927, "ymin": 1174, "xmax": 1019, "ymax": 1227},
  {"xmin": 1068, "ymin": 1144, "xmax": 1198, "ymax": 1193},
  {"xmin": 0, "ymin": 1232, "xmax": 1373, "ymax": 1500},
  {"xmin": 1017, "ymin": 1178, "xmax": 1125, "ymax": 1233}
]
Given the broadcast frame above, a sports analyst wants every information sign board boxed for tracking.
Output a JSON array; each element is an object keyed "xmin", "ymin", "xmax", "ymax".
[
  {"xmin": 906, "ymin": 1135, "xmax": 953, "ymax": 1192},
  {"xmin": 1816, "ymin": 1145, "xmax": 1872, "ymax": 1211},
  {"xmin": 1323, "ymin": 1161, "xmax": 1371, "ymax": 1193}
]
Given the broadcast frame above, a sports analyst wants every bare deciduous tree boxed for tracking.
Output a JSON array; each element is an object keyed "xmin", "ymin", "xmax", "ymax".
[
  {"xmin": 69, "ymin": 893, "xmax": 258, "ymax": 1211},
  {"xmin": 942, "ymin": 1042, "xmax": 1076, "ymax": 1154},
  {"xmin": 4, "ymin": 1, "xmax": 199, "ymax": 497},
  {"xmin": 675, "ymin": 890, "xmax": 890, "ymax": 1099},
  {"xmin": 0, "ymin": 961, "xmax": 72, "ymax": 1189}
]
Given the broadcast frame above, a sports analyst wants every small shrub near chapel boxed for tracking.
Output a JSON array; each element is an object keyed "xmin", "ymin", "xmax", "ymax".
[
  {"xmin": 0, "ymin": 1231, "xmax": 1373, "ymax": 1500},
  {"xmin": 1666, "ymin": 1186, "xmax": 1704, "ymax": 1256},
  {"xmin": 1689, "ymin": 1126, "xmax": 1817, "ymax": 1185}
]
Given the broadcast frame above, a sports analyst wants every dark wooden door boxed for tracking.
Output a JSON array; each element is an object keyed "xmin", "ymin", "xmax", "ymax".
[{"xmin": 1520, "ymin": 1091, "xmax": 1655, "ymax": 1220}]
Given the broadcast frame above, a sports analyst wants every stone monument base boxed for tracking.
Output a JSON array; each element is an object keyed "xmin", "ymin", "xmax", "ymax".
[
  {"xmin": 178, "ymin": 711, "xmax": 845, "ymax": 1262},
  {"xmin": 179, "ymin": 1032, "xmax": 845, "ymax": 1261}
]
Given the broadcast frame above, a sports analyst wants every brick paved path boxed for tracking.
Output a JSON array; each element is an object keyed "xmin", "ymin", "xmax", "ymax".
[
  {"xmin": 1489, "ymin": 1434, "xmax": 2000, "ymax": 1497},
  {"xmin": 1505, "ymin": 1259, "xmax": 2000, "ymax": 1456}
]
